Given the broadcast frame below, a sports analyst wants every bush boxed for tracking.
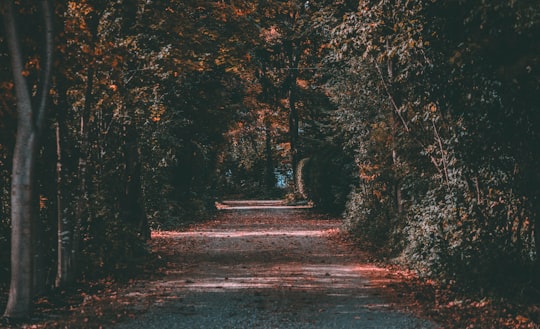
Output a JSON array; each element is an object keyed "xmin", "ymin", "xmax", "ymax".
[
  {"xmin": 343, "ymin": 187, "xmax": 393, "ymax": 249},
  {"xmin": 400, "ymin": 160, "xmax": 535, "ymax": 289},
  {"xmin": 82, "ymin": 214, "xmax": 148, "ymax": 280},
  {"xmin": 302, "ymin": 145, "xmax": 355, "ymax": 214}
]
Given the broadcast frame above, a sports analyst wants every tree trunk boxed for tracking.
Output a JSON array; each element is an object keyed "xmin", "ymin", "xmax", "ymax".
[
  {"xmin": 32, "ymin": 167, "xmax": 44, "ymax": 296},
  {"xmin": 289, "ymin": 86, "xmax": 299, "ymax": 189},
  {"xmin": 2, "ymin": 0, "xmax": 54, "ymax": 319},
  {"xmin": 121, "ymin": 123, "xmax": 149, "ymax": 240},
  {"xmin": 288, "ymin": 45, "xmax": 300, "ymax": 192},
  {"xmin": 387, "ymin": 53, "xmax": 403, "ymax": 215},
  {"xmin": 73, "ymin": 65, "xmax": 93, "ymax": 279},
  {"xmin": 5, "ymin": 103, "xmax": 36, "ymax": 319},
  {"xmin": 264, "ymin": 116, "xmax": 275, "ymax": 189},
  {"xmin": 391, "ymin": 111, "xmax": 403, "ymax": 215},
  {"xmin": 51, "ymin": 3, "xmax": 73, "ymax": 290},
  {"xmin": 54, "ymin": 117, "xmax": 74, "ymax": 288},
  {"xmin": 117, "ymin": 1, "xmax": 149, "ymax": 239},
  {"xmin": 72, "ymin": 5, "xmax": 102, "ymax": 278}
]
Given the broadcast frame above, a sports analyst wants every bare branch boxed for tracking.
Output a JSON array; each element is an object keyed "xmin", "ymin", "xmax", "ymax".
[
  {"xmin": 372, "ymin": 57, "xmax": 410, "ymax": 132},
  {"xmin": 432, "ymin": 119, "xmax": 449, "ymax": 185}
]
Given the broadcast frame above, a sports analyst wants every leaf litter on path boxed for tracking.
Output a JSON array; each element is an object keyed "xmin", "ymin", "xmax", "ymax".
[
  {"xmin": 111, "ymin": 208, "xmax": 436, "ymax": 329},
  {"xmin": 8, "ymin": 206, "xmax": 537, "ymax": 328}
]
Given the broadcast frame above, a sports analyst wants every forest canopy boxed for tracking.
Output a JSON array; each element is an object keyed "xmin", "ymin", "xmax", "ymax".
[{"xmin": 0, "ymin": 0, "xmax": 539, "ymax": 320}]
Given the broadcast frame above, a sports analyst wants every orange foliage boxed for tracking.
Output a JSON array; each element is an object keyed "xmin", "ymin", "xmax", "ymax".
[
  {"xmin": 39, "ymin": 195, "xmax": 47, "ymax": 209},
  {"xmin": 0, "ymin": 81, "xmax": 14, "ymax": 90},
  {"xmin": 296, "ymin": 78, "xmax": 309, "ymax": 89}
]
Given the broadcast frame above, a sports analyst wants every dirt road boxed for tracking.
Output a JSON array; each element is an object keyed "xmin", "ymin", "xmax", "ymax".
[{"xmin": 113, "ymin": 205, "xmax": 436, "ymax": 328}]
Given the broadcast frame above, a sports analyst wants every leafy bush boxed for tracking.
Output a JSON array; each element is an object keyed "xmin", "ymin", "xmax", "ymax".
[
  {"xmin": 343, "ymin": 187, "xmax": 393, "ymax": 249},
  {"xmin": 82, "ymin": 212, "xmax": 148, "ymax": 280},
  {"xmin": 302, "ymin": 145, "xmax": 355, "ymax": 214},
  {"xmin": 324, "ymin": 0, "xmax": 540, "ymax": 291},
  {"xmin": 402, "ymin": 163, "xmax": 535, "ymax": 287}
]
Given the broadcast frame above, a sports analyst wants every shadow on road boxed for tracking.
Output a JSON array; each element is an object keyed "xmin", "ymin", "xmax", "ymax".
[{"xmin": 112, "ymin": 207, "xmax": 436, "ymax": 329}]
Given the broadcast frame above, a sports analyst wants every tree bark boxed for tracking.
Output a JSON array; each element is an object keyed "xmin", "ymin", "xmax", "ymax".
[
  {"xmin": 73, "ymin": 64, "xmax": 93, "ymax": 281},
  {"xmin": 54, "ymin": 116, "xmax": 74, "ymax": 287},
  {"xmin": 2, "ymin": 0, "xmax": 54, "ymax": 319},
  {"xmin": 52, "ymin": 64, "xmax": 72, "ymax": 288},
  {"xmin": 118, "ymin": 1, "xmax": 149, "ymax": 239},
  {"xmin": 289, "ymin": 85, "xmax": 299, "ymax": 188},
  {"xmin": 72, "ymin": 5, "xmax": 102, "ymax": 281},
  {"xmin": 287, "ymin": 44, "xmax": 300, "ymax": 192},
  {"xmin": 121, "ymin": 123, "xmax": 149, "ymax": 240},
  {"xmin": 264, "ymin": 116, "xmax": 275, "ymax": 189}
]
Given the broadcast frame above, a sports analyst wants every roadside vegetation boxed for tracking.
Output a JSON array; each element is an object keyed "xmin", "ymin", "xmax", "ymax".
[{"xmin": 0, "ymin": 0, "xmax": 538, "ymax": 326}]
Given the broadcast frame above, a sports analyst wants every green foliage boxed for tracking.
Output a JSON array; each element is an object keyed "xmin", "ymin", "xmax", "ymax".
[
  {"xmin": 343, "ymin": 187, "xmax": 394, "ymax": 248},
  {"xmin": 82, "ymin": 207, "xmax": 148, "ymax": 279},
  {"xmin": 401, "ymin": 155, "xmax": 535, "ymax": 286},
  {"xmin": 0, "ymin": 0, "xmax": 537, "ymax": 309},
  {"xmin": 302, "ymin": 145, "xmax": 354, "ymax": 213},
  {"xmin": 322, "ymin": 0, "xmax": 540, "ymax": 291}
]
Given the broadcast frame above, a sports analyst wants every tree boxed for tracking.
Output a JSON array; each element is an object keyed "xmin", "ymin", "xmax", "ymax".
[
  {"xmin": 322, "ymin": 0, "xmax": 540, "ymax": 290},
  {"xmin": 53, "ymin": 0, "xmax": 109, "ymax": 288},
  {"xmin": 2, "ymin": 0, "xmax": 54, "ymax": 319}
]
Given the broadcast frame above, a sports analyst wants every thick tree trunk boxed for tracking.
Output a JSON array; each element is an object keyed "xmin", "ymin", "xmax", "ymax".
[
  {"xmin": 5, "ymin": 131, "xmax": 36, "ymax": 320},
  {"xmin": 34, "ymin": 0, "xmax": 55, "ymax": 295},
  {"xmin": 3, "ymin": 0, "xmax": 36, "ymax": 317},
  {"xmin": 2, "ymin": 0, "xmax": 54, "ymax": 319},
  {"xmin": 5, "ymin": 118, "xmax": 37, "ymax": 319}
]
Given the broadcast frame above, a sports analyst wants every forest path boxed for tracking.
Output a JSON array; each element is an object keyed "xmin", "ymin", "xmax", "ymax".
[{"xmin": 112, "ymin": 205, "xmax": 436, "ymax": 329}]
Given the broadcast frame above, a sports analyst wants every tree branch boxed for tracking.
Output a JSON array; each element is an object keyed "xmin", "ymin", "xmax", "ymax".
[
  {"xmin": 2, "ymin": 0, "xmax": 33, "ymax": 121},
  {"xmin": 372, "ymin": 57, "xmax": 410, "ymax": 132},
  {"xmin": 432, "ymin": 119, "xmax": 450, "ymax": 184}
]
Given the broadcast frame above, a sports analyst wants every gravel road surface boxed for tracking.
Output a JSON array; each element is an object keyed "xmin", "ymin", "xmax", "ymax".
[{"xmin": 113, "ymin": 205, "xmax": 437, "ymax": 329}]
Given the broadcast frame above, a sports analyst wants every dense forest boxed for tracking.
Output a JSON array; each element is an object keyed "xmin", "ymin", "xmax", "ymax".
[{"xmin": 0, "ymin": 0, "xmax": 539, "ymax": 320}]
